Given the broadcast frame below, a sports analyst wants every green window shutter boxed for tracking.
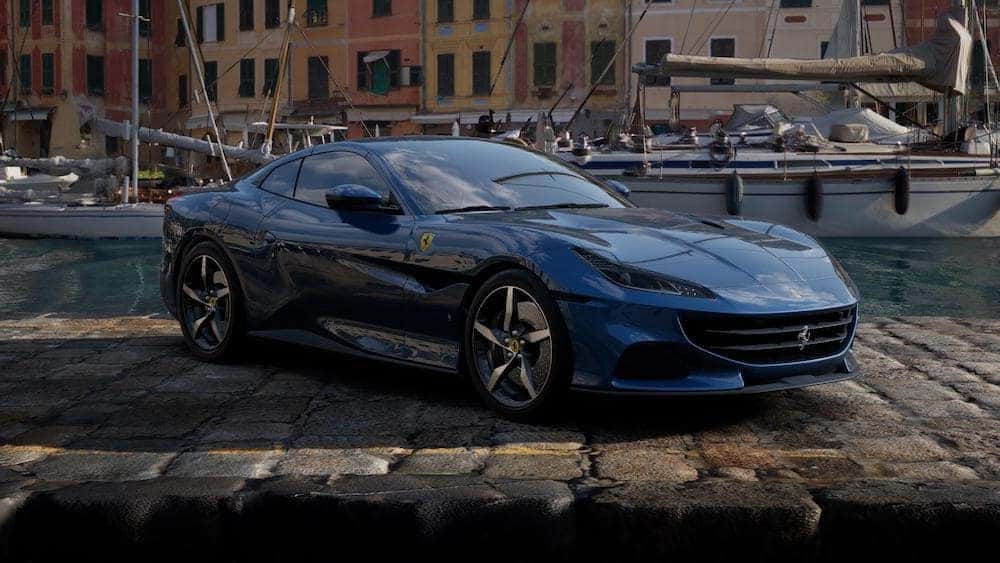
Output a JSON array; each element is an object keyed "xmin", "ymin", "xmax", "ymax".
[
  {"xmin": 437, "ymin": 53, "xmax": 454, "ymax": 97},
  {"xmin": 19, "ymin": 54, "xmax": 31, "ymax": 93},
  {"xmin": 19, "ymin": 0, "xmax": 29, "ymax": 28},
  {"xmin": 472, "ymin": 51, "xmax": 490, "ymax": 95},
  {"xmin": 196, "ymin": 6, "xmax": 204, "ymax": 43},
  {"xmin": 239, "ymin": 59, "xmax": 255, "ymax": 97},
  {"xmin": 139, "ymin": 0, "xmax": 151, "ymax": 37},
  {"xmin": 42, "ymin": 53, "xmax": 54, "ymax": 93},
  {"xmin": 179, "ymin": 74, "xmax": 188, "ymax": 107},
  {"xmin": 264, "ymin": 58, "xmax": 279, "ymax": 96},
  {"xmin": 87, "ymin": 55, "xmax": 104, "ymax": 96},
  {"xmin": 308, "ymin": 56, "xmax": 329, "ymax": 99},
  {"xmin": 216, "ymin": 3, "xmax": 226, "ymax": 42},
  {"xmin": 204, "ymin": 61, "xmax": 218, "ymax": 101},
  {"xmin": 438, "ymin": 0, "xmax": 453, "ymax": 22},
  {"xmin": 533, "ymin": 43, "xmax": 556, "ymax": 87},
  {"xmin": 139, "ymin": 59, "xmax": 152, "ymax": 103},
  {"xmin": 591, "ymin": 41, "xmax": 615, "ymax": 86}
]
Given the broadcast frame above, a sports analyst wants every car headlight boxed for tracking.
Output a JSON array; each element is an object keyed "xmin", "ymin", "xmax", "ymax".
[
  {"xmin": 574, "ymin": 248, "xmax": 715, "ymax": 298},
  {"xmin": 830, "ymin": 255, "xmax": 860, "ymax": 298}
]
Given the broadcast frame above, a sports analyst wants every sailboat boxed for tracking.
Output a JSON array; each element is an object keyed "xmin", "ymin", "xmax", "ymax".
[
  {"xmin": 555, "ymin": 2, "xmax": 1000, "ymax": 237},
  {"xmin": 0, "ymin": 2, "xmax": 343, "ymax": 240}
]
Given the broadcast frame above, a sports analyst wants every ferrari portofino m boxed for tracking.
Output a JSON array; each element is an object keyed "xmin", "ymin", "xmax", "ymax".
[{"xmin": 161, "ymin": 138, "xmax": 860, "ymax": 417}]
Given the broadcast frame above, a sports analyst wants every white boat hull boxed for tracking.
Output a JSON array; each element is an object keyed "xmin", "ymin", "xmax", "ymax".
[
  {"xmin": 622, "ymin": 173, "xmax": 1000, "ymax": 237},
  {"xmin": 0, "ymin": 203, "xmax": 164, "ymax": 239}
]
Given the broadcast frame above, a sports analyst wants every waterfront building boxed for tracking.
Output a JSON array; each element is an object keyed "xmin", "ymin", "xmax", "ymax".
[
  {"xmin": 0, "ymin": 0, "xmax": 170, "ymax": 159},
  {"xmin": 417, "ymin": 0, "xmax": 626, "ymax": 137}
]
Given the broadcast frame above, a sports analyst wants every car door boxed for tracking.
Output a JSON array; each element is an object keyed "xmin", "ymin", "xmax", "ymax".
[{"xmin": 259, "ymin": 149, "xmax": 415, "ymax": 359}]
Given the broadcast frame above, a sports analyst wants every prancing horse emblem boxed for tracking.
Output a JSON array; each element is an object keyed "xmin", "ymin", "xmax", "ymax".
[
  {"xmin": 419, "ymin": 232, "xmax": 436, "ymax": 252},
  {"xmin": 797, "ymin": 325, "xmax": 811, "ymax": 350}
]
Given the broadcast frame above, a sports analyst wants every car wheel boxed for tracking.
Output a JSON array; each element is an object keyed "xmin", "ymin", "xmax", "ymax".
[
  {"xmin": 465, "ymin": 269, "xmax": 572, "ymax": 419},
  {"xmin": 176, "ymin": 241, "xmax": 245, "ymax": 361}
]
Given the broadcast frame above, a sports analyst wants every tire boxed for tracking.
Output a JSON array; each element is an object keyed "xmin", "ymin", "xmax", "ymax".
[
  {"xmin": 464, "ymin": 269, "xmax": 572, "ymax": 419},
  {"xmin": 175, "ymin": 241, "xmax": 245, "ymax": 362}
]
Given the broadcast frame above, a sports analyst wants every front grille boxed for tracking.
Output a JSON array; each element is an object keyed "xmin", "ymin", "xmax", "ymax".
[{"xmin": 681, "ymin": 306, "xmax": 856, "ymax": 365}]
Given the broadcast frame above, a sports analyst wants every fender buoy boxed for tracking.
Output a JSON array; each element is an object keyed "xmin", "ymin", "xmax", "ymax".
[
  {"xmin": 805, "ymin": 173, "xmax": 823, "ymax": 221},
  {"xmin": 893, "ymin": 167, "xmax": 910, "ymax": 215},
  {"xmin": 726, "ymin": 172, "xmax": 743, "ymax": 215}
]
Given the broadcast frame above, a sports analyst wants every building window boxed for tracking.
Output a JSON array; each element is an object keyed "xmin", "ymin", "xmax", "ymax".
[
  {"xmin": 306, "ymin": 0, "xmax": 328, "ymax": 26},
  {"xmin": 42, "ymin": 0, "xmax": 55, "ymax": 25},
  {"xmin": 139, "ymin": 59, "xmax": 152, "ymax": 103},
  {"xmin": 105, "ymin": 135, "xmax": 120, "ymax": 156},
  {"xmin": 197, "ymin": 3, "xmax": 226, "ymax": 43},
  {"xmin": 438, "ymin": 0, "xmax": 453, "ymax": 22},
  {"xmin": 473, "ymin": 0, "xmax": 490, "ymax": 20},
  {"xmin": 41, "ymin": 53, "xmax": 55, "ymax": 95},
  {"xmin": 373, "ymin": 0, "xmax": 391, "ymax": 17},
  {"xmin": 19, "ymin": 0, "xmax": 30, "ymax": 28},
  {"xmin": 86, "ymin": 0, "xmax": 103, "ymax": 31},
  {"xmin": 644, "ymin": 39, "xmax": 671, "ymax": 86},
  {"xmin": 204, "ymin": 61, "xmax": 218, "ymax": 101},
  {"xmin": 862, "ymin": 0, "xmax": 889, "ymax": 5},
  {"xmin": 709, "ymin": 38, "xmax": 735, "ymax": 85},
  {"xmin": 179, "ymin": 74, "xmax": 188, "ymax": 107},
  {"xmin": 779, "ymin": 0, "xmax": 811, "ymax": 7},
  {"xmin": 175, "ymin": 18, "xmax": 187, "ymax": 46},
  {"xmin": 239, "ymin": 0, "xmax": 254, "ymax": 31},
  {"xmin": 357, "ymin": 50, "xmax": 401, "ymax": 94},
  {"xmin": 264, "ymin": 58, "xmax": 279, "ymax": 96},
  {"xmin": 239, "ymin": 59, "xmax": 255, "ymax": 97},
  {"xmin": 308, "ymin": 56, "xmax": 329, "ymax": 99},
  {"xmin": 472, "ymin": 51, "xmax": 491, "ymax": 95},
  {"xmin": 0, "ymin": 53, "xmax": 7, "ymax": 88},
  {"xmin": 437, "ymin": 53, "xmax": 454, "ymax": 97},
  {"xmin": 820, "ymin": 41, "xmax": 829, "ymax": 58},
  {"xmin": 18, "ymin": 54, "xmax": 30, "ymax": 94},
  {"xmin": 591, "ymin": 41, "xmax": 615, "ymax": 86},
  {"xmin": 265, "ymin": 0, "xmax": 281, "ymax": 28},
  {"xmin": 139, "ymin": 0, "xmax": 151, "ymax": 37},
  {"xmin": 533, "ymin": 42, "xmax": 556, "ymax": 87},
  {"xmin": 87, "ymin": 55, "xmax": 104, "ymax": 96}
]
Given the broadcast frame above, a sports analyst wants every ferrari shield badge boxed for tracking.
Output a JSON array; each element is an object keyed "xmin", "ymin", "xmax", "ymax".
[{"xmin": 419, "ymin": 232, "xmax": 436, "ymax": 252}]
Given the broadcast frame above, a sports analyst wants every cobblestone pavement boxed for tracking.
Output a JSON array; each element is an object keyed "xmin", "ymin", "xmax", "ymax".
[{"xmin": 1, "ymin": 316, "xmax": 998, "ymax": 560}]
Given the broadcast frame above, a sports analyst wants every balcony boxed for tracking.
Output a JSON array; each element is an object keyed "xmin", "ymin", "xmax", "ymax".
[{"xmin": 304, "ymin": 8, "xmax": 328, "ymax": 27}]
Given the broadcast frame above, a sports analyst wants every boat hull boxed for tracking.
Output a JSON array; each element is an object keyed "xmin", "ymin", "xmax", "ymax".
[
  {"xmin": 0, "ymin": 203, "xmax": 164, "ymax": 239},
  {"xmin": 618, "ymin": 172, "xmax": 1000, "ymax": 237}
]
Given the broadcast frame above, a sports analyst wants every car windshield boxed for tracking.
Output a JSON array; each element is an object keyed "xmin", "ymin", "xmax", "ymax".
[{"xmin": 374, "ymin": 139, "xmax": 629, "ymax": 214}]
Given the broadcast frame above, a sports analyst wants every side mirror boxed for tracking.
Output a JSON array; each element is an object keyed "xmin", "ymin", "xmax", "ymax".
[
  {"xmin": 325, "ymin": 184, "xmax": 386, "ymax": 210},
  {"xmin": 606, "ymin": 179, "xmax": 630, "ymax": 197}
]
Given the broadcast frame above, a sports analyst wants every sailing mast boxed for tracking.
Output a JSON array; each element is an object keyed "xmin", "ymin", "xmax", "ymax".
[
  {"xmin": 175, "ymin": 0, "xmax": 233, "ymax": 180},
  {"xmin": 264, "ymin": 2, "xmax": 295, "ymax": 155}
]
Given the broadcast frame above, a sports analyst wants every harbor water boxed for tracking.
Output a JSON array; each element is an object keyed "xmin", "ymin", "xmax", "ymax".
[{"xmin": 0, "ymin": 238, "xmax": 998, "ymax": 319}]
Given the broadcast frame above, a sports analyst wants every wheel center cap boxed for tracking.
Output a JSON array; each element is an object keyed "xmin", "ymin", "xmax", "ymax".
[{"xmin": 509, "ymin": 339, "xmax": 521, "ymax": 354}]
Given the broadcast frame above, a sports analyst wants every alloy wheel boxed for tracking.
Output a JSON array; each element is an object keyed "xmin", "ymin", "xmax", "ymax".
[
  {"xmin": 471, "ymin": 285, "xmax": 553, "ymax": 408},
  {"xmin": 180, "ymin": 254, "xmax": 232, "ymax": 351}
]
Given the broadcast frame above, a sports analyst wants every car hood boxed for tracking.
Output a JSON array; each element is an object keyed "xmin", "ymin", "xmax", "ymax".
[{"xmin": 449, "ymin": 207, "xmax": 842, "ymax": 292}]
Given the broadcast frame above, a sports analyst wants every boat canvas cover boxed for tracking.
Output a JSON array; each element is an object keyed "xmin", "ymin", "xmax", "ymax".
[
  {"xmin": 800, "ymin": 108, "xmax": 912, "ymax": 141},
  {"xmin": 725, "ymin": 105, "xmax": 789, "ymax": 131},
  {"xmin": 655, "ymin": 15, "xmax": 971, "ymax": 95}
]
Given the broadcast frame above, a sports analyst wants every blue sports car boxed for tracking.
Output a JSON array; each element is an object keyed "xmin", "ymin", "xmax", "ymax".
[{"xmin": 161, "ymin": 137, "xmax": 860, "ymax": 417}]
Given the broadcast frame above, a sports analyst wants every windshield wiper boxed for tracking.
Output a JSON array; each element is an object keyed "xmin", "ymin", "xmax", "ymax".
[
  {"xmin": 435, "ymin": 205, "xmax": 511, "ymax": 215},
  {"xmin": 493, "ymin": 171, "xmax": 583, "ymax": 183},
  {"xmin": 514, "ymin": 203, "xmax": 610, "ymax": 211}
]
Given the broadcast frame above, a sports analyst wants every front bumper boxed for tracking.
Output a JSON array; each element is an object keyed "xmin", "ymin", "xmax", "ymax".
[{"xmin": 559, "ymin": 296, "xmax": 860, "ymax": 395}]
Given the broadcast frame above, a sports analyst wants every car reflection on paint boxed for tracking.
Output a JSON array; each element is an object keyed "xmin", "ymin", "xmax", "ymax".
[{"xmin": 160, "ymin": 137, "xmax": 860, "ymax": 418}]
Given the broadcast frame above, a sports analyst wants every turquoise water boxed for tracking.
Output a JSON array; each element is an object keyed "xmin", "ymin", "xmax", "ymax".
[{"xmin": 0, "ymin": 238, "xmax": 998, "ymax": 319}]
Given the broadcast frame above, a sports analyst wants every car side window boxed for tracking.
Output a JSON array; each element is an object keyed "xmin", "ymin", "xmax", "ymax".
[
  {"xmin": 259, "ymin": 159, "xmax": 301, "ymax": 198},
  {"xmin": 294, "ymin": 152, "xmax": 390, "ymax": 208}
]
